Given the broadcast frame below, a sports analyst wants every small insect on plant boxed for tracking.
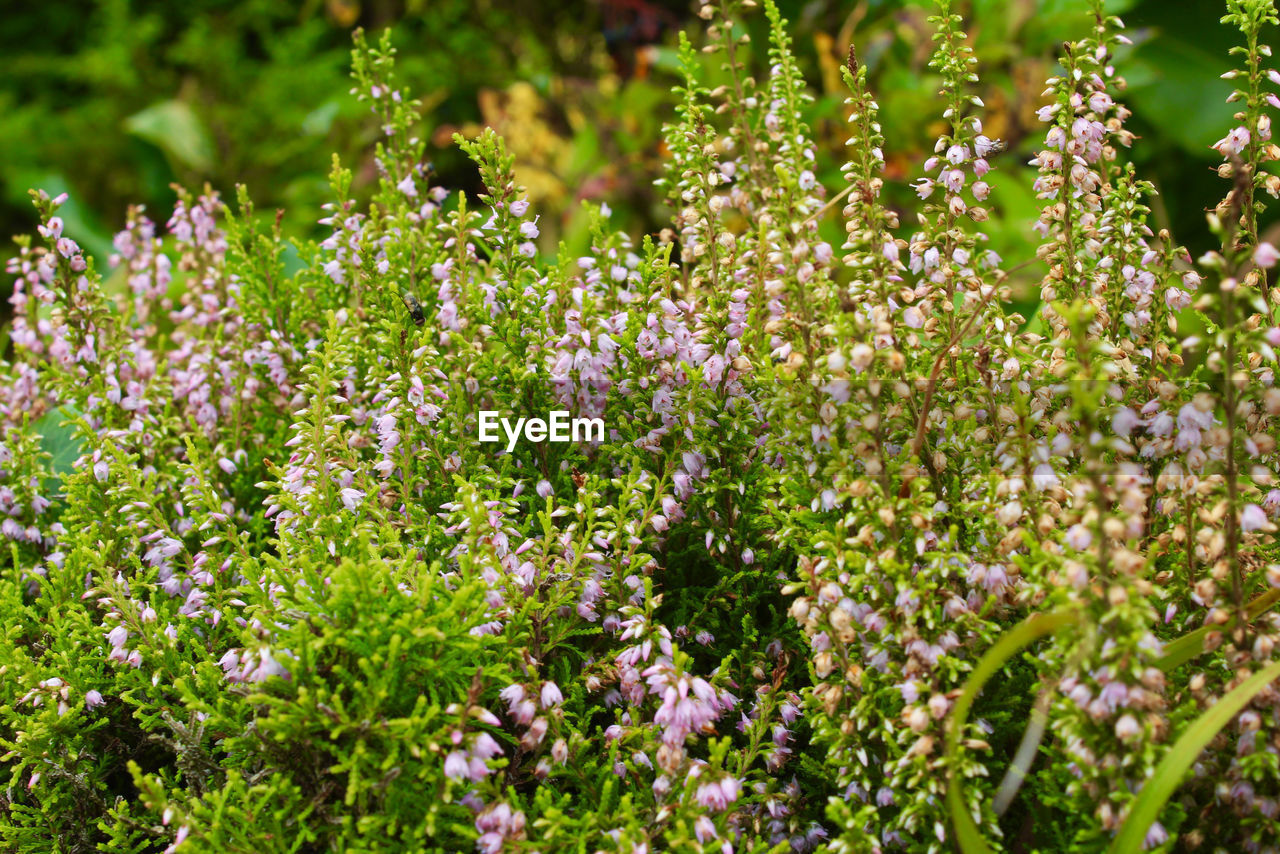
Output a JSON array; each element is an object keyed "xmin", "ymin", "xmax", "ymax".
[{"xmin": 402, "ymin": 292, "xmax": 425, "ymax": 326}]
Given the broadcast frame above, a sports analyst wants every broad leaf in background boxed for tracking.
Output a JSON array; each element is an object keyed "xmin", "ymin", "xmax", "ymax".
[{"xmin": 125, "ymin": 100, "xmax": 215, "ymax": 174}]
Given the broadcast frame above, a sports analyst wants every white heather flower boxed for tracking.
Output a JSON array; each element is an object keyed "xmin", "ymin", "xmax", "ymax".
[
  {"xmin": 1114, "ymin": 714, "xmax": 1141, "ymax": 741},
  {"xmin": 996, "ymin": 500, "xmax": 1022, "ymax": 526},
  {"xmin": 798, "ymin": 170, "xmax": 817, "ymax": 190},
  {"xmin": 849, "ymin": 344, "xmax": 874, "ymax": 372}
]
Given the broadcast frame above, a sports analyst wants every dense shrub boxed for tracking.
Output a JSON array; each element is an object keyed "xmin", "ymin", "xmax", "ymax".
[{"xmin": 5, "ymin": 0, "xmax": 1280, "ymax": 851}]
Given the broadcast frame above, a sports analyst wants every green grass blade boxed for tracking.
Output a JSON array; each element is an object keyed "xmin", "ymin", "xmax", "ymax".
[
  {"xmin": 1109, "ymin": 658, "xmax": 1280, "ymax": 853},
  {"xmin": 1157, "ymin": 589, "xmax": 1280, "ymax": 672},
  {"xmin": 946, "ymin": 608, "xmax": 1079, "ymax": 853}
]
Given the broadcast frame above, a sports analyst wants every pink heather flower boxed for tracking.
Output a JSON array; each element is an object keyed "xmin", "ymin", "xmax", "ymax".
[
  {"xmin": 971, "ymin": 180, "xmax": 990, "ymax": 201},
  {"xmin": 444, "ymin": 751, "xmax": 469, "ymax": 779},
  {"xmin": 339, "ymin": 488, "xmax": 365, "ymax": 512},
  {"xmin": 1112, "ymin": 406, "xmax": 1140, "ymax": 437},
  {"xmin": 161, "ymin": 825, "xmax": 190, "ymax": 854},
  {"xmin": 696, "ymin": 779, "xmax": 736, "ymax": 810},
  {"xmin": 1065, "ymin": 524, "xmax": 1092, "ymax": 551},
  {"xmin": 513, "ymin": 699, "xmax": 537, "ymax": 726},
  {"xmin": 509, "ymin": 199, "xmax": 530, "ymax": 217},
  {"xmin": 85, "ymin": 690, "xmax": 104, "ymax": 709},
  {"xmin": 396, "ymin": 176, "xmax": 418, "ymax": 198},
  {"xmin": 694, "ymin": 815, "xmax": 717, "ymax": 844},
  {"xmin": 55, "ymin": 237, "xmax": 79, "ymax": 258},
  {"xmin": 1255, "ymin": 242, "xmax": 1280, "ymax": 269},
  {"xmin": 1242, "ymin": 503, "xmax": 1270, "ymax": 533},
  {"xmin": 1213, "ymin": 126, "xmax": 1251, "ymax": 156},
  {"xmin": 540, "ymin": 681, "xmax": 563, "ymax": 708},
  {"xmin": 1266, "ymin": 327, "xmax": 1280, "ymax": 347},
  {"xmin": 520, "ymin": 218, "xmax": 540, "ymax": 239},
  {"xmin": 323, "ymin": 259, "xmax": 345, "ymax": 285},
  {"xmin": 1031, "ymin": 463, "xmax": 1059, "ymax": 490}
]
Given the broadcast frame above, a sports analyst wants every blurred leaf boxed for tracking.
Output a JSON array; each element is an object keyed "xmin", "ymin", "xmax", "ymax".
[
  {"xmin": 946, "ymin": 608, "xmax": 1080, "ymax": 853},
  {"xmin": 125, "ymin": 100, "xmax": 215, "ymax": 173},
  {"xmin": 35, "ymin": 404, "xmax": 84, "ymax": 494},
  {"xmin": 1126, "ymin": 37, "xmax": 1234, "ymax": 157},
  {"xmin": 302, "ymin": 100, "xmax": 341, "ymax": 137}
]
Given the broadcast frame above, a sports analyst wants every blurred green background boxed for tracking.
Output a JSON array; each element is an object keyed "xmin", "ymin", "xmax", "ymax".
[{"xmin": 0, "ymin": 0, "xmax": 1263, "ymax": 293}]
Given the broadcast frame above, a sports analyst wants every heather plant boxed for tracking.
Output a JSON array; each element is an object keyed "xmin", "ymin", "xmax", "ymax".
[{"xmin": 5, "ymin": 1, "xmax": 1280, "ymax": 853}]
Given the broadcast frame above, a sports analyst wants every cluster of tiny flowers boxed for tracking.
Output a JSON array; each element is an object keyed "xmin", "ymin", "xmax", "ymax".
[{"xmin": 7, "ymin": 2, "xmax": 1280, "ymax": 853}]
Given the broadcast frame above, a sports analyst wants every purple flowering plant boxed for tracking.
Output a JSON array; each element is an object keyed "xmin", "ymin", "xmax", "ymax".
[{"xmin": 5, "ymin": 0, "xmax": 1280, "ymax": 851}]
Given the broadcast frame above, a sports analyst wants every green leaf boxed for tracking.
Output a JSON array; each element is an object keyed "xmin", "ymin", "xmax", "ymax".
[
  {"xmin": 1157, "ymin": 589, "xmax": 1280, "ymax": 672},
  {"xmin": 35, "ymin": 404, "xmax": 84, "ymax": 492},
  {"xmin": 946, "ymin": 607, "xmax": 1080, "ymax": 853},
  {"xmin": 1109, "ymin": 658, "xmax": 1280, "ymax": 853},
  {"xmin": 125, "ymin": 100, "xmax": 214, "ymax": 172}
]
